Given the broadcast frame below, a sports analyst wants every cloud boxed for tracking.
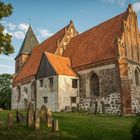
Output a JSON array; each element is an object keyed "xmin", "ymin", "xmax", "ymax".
[
  {"xmin": 0, "ymin": 56, "xmax": 14, "ymax": 61},
  {"xmin": 102, "ymin": 0, "xmax": 126, "ymax": 6},
  {"xmin": 37, "ymin": 29, "xmax": 53, "ymax": 38},
  {"xmin": 133, "ymin": 2, "xmax": 140, "ymax": 12},
  {"xmin": 14, "ymin": 31, "xmax": 25, "ymax": 39},
  {"xmin": 18, "ymin": 23, "xmax": 29, "ymax": 32},
  {"xmin": 7, "ymin": 23, "xmax": 16, "ymax": 31},
  {"xmin": 0, "ymin": 64, "xmax": 14, "ymax": 69}
]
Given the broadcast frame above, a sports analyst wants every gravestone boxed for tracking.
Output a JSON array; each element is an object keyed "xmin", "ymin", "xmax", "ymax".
[
  {"xmin": 52, "ymin": 120, "xmax": 59, "ymax": 132},
  {"xmin": 7, "ymin": 113, "xmax": 13, "ymax": 129},
  {"xmin": 101, "ymin": 101, "xmax": 105, "ymax": 113},
  {"xmin": 0, "ymin": 108, "xmax": 3, "ymax": 111},
  {"xmin": 46, "ymin": 108, "xmax": 52, "ymax": 127},
  {"xmin": 94, "ymin": 101, "xmax": 98, "ymax": 115},
  {"xmin": 40, "ymin": 105, "xmax": 47, "ymax": 122},
  {"xmin": 34, "ymin": 110, "xmax": 40, "ymax": 130},
  {"xmin": 0, "ymin": 121, "xmax": 4, "ymax": 128},
  {"xmin": 27, "ymin": 102, "xmax": 34, "ymax": 128},
  {"xmin": 16, "ymin": 109, "xmax": 20, "ymax": 123},
  {"xmin": 65, "ymin": 106, "xmax": 71, "ymax": 112}
]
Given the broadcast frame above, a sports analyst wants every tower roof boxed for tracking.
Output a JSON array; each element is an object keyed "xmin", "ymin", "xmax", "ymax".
[{"xmin": 15, "ymin": 26, "xmax": 39, "ymax": 59}]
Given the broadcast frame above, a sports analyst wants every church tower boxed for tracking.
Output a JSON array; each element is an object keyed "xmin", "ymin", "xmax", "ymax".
[{"xmin": 15, "ymin": 26, "xmax": 39, "ymax": 74}]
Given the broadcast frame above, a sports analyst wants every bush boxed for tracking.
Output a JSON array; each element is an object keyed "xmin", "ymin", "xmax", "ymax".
[{"xmin": 131, "ymin": 117, "xmax": 140, "ymax": 140}]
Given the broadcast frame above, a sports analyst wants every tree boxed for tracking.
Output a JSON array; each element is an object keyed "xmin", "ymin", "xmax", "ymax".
[
  {"xmin": 0, "ymin": 74, "xmax": 12, "ymax": 109},
  {"xmin": 0, "ymin": 1, "xmax": 14, "ymax": 55}
]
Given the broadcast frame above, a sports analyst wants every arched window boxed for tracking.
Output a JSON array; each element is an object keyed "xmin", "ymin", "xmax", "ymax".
[
  {"xmin": 17, "ymin": 85, "xmax": 21, "ymax": 102},
  {"xmin": 31, "ymin": 81, "xmax": 36, "ymax": 101},
  {"xmin": 135, "ymin": 68, "xmax": 140, "ymax": 86},
  {"xmin": 90, "ymin": 73, "xmax": 99, "ymax": 96}
]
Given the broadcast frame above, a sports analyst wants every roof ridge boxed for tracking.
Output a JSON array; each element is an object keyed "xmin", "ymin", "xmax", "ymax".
[{"xmin": 70, "ymin": 11, "xmax": 127, "ymax": 40}]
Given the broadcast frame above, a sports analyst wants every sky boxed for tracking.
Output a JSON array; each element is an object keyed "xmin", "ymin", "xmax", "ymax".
[{"xmin": 1, "ymin": 0, "xmax": 140, "ymax": 74}]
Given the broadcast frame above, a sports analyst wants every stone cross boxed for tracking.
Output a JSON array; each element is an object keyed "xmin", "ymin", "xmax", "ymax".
[
  {"xmin": 46, "ymin": 108, "xmax": 52, "ymax": 127},
  {"xmin": 52, "ymin": 120, "xmax": 59, "ymax": 132},
  {"xmin": 27, "ymin": 102, "xmax": 34, "ymax": 128},
  {"xmin": 7, "ymin": 113, "xmax": 13, "ymax": 129},
  {"xmin": 34, "ymin": 110, "xmax": 40, "ymax": 131}
]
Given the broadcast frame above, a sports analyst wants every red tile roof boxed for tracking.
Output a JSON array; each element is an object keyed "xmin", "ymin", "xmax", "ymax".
[
  {"xmin": 14, "ymin": 26, "xmax": 67, "ymax": 83},
  {"xmin": 14, "ymin": 11, "xmax": 128, "ymax": 84},
  {"xmin": 63, "ymin": 12, "xmax": 127, "ymax": 68},
  {"xmin": 44, "ymin": 52, "xmax": 77, "ymax": 77}
]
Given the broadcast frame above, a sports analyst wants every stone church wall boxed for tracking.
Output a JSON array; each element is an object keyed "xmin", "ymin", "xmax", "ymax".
[
  {"xmin": 11, "ymin": 80, "xmax": 35, "ymax": 110},
  {"xmin": 78, "ymin": 64, "xmax": 122, "ymax": 115},
  {"xmin": 128, "ymin": 62, "xmax": 140, "ymax": 114}
]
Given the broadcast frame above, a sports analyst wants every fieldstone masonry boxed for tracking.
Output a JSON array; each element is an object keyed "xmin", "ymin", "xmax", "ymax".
[
  {"xmin": 79, "ymin": 67, "xmax": 122, "ymax": 115},
  {"xmin": 128, "ymin": 63, "xmax": 140, "ymax": 114}
]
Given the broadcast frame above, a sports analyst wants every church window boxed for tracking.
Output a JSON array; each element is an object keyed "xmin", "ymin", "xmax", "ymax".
[
  {"xmin": 135, "ymin": 68, "xmax": 140, "ymax": 86},
  {"xmin": 17, "ymin": 86, "xmax": 21, "ymax": 102},
  {"xmin": 71, "ymin": 97, "xmax": 76, "ymax": 103},
  {"xmin": 49, "ymin": 77, "xmax": 53, "ymax": 87},
  {"xmin": 90, "ymin": 73, "xmax": 99, "ymax": 96},
  {"xmin": 24, "ymin": 87, "xmax": 28, "ymax": 94},
  {"xmin": 39, "ymin": 79, "xmax": 43, "ymax": 87},
  {"xmin": 72, "ymin": 79, "xmax": 78, "ymax": 88},
  {"xmin": 44, "ymin": 97, "xmax": 48, "ymax": 103}
]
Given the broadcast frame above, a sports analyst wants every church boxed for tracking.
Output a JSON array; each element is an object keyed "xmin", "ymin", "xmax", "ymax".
[{"xmin": 12, "ymin": 4, "xmax": 140, "ymax": 115}]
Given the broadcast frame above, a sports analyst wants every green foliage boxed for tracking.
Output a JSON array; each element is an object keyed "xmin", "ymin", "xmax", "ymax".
[
  {"xmin": 0, "ymin": 74, "xmax": 12, "ymax": 109},
  {"xmin": 131, "ymin": 117, "xmax": 140, "ymax": 140},
  {"xmin": 0, "ymin": 1, "xmax": 14, "ymax": 55}
]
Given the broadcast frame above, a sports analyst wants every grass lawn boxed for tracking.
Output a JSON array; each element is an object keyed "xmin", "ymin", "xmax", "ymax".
[{"xmin": 0, "ymin": 110, "xmax": 138, "ymax": 140}]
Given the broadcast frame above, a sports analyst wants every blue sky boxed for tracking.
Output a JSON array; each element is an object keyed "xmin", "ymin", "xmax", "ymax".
[{"xmin": 0, "ymin": 0, "xmax": 140, "ymax": 74}]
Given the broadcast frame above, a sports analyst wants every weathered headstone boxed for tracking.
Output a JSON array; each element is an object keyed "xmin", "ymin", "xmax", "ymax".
[
  {"xmin": 27, "ymin": 102, "xmax": 34, "ymax": 128},
  {"xmin": 16, "ymin": 109, "xmax": 20, "ymax": 123},
  {"xmin": 7, "ymin": 113, "xmax": 13, "ymax": 129},
  {"xmin": 34, "ymin": 110, "xmax": 40, "ymax": 131},
  {"xmin": 40, "ymin": 105, "xmax": 47, "ymax": 122},
  {"xmin": 94, "ymin": 101, "xmax": 98, "ymax": 115},
  {"xmin": 0, "ymin": 121, "xmax": 4, "ymax": 128},
  {"xmin": 101, "ymin": 101, "xmax": 105, "ymax": 113},
  {"xmin": 0, "ymin": 108, "xmax": 3, "ymax": 112},
  {"xmin": 65, "ymin": 106, "xmax": 71, "ymax": 112},
  {"xmin": 52, "ymin": 120, "xmax": 59, "ymax": 132},
  {"xmin": 46, "ymin": 108, "xmax": 52, "ymax": 127}
]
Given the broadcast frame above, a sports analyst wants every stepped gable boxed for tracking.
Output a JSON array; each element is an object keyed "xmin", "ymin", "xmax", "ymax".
[{"xmin": 63, "ymin": 12, "xmax": 128, "ymax": 69}]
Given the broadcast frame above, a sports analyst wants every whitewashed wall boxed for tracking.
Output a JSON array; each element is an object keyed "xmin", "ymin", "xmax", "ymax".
[
  {"xmin": 11, "ymin": 79, "xmax": 35, "ymax": 110},
  {"xmin": 58, "ymin": 75, "xmax": 79, "ymax": 111},
  {"xmin": 36, "ymin": 75, "xmax": 58, "ymax": 111}
]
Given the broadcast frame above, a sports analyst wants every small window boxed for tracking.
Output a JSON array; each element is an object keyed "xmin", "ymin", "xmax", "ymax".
[
  {"xmin": 40, "ymin": 79, "xmax": 43, "ymax": 87},
  {"xmin": 72, "ymin": 79, "xmax": 78, "ymax": 88},
  {"xmin": 44, "ymin": 97, "xmax": 48, "ymax": 103},
  {"xmin": 71, "ymin": 97, "xmax": 76, "ymax": 103},
  {"xmin": 49, "ymin": 77, "xmax": 53, "ymax": 87},
  {"xmin": 24, "ymin": 87, "xmax": 28, "ymax": 94}
]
